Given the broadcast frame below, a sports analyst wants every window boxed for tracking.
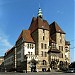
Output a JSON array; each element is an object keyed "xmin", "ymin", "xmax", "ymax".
[
  {"xmin": 17, "ymin": 53, "xmax": 21, "ymax": 58},
  {"xmin": 32, "ymin": 44, "xmax": 34, "ymax": 49},
  {"xmin": 62, "ymin": 53, "xmax": 63, "ymax": 58},
  {"xmin": 31, "ymin": 52, "xmax": 32, "ymax": 55},
  {"xmin": 45, "ymin": 52, "xmax": 47, "ymax": 57},
  {"xmin": 17, "ymin": 46, "xmax": 21, "ymax": 52},
  {"xmin": 59, "ymin": 46, "xmax": 61, "ymax": 50},
  {"xmin": 60, "ymin": 33, "xmax": 62, "ymax": 43},
  {"xmin": 43, "ymin": 60, "xmax": 47, "ymax": 65},
  {"xmin": 65, "ymin": 55, "xmax": 67, "ymax": 58},
  {"xmin": 59, "ymin": 46, "xmax": 63, "ymax": 51},
  {"xmin": 61, "ymin": 46, "xmax": 63, "ymax": 51},
  {"xmin": 28, "ymin": 52, "xmax": 30, "ymax": 55},
  {"xmin": 30, "ymin": 44, "xmax": 31, "ymax": 49},
  {"xmin": 27, "ymin": 44, "xmax": 29, "ymax": 49},
  {"xmin": 45, "ymin": 44, "xmax": 47, "ymax": 49},
  {"xmin": 60, "ymin": 61, "xmax": 63, "ymax": 65},
  {"xmin": 41, "ymin": 43, "xmax": 43, "ymax": 49},
  {"xmin": 43, "ymin": 29, "xmax": 44, "ymax": 33},
  {"xmin": 52, "ymin": 43, "xmax": 55, "ymax": 48},
  {"xmin": 54, "ymin": 43, "xmax": 56, "ymax": 48},
  {"xmin": 41, "ymin": 51, "xmax": 43, "ymax": 56},
  {"xmin": 59, "ymin": 53, "xmax": 63, "ymax": 58},
  {"xmin": 43, "ymin": 36, "xmax": 44, "ymax": 40}
]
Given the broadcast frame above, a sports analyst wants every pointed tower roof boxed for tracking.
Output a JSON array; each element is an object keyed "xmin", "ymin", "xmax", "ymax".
[
  {"xmin": 49, "ymin": 21, "xmax": 65, "ymax": 35},
  {"xmin": 29, "ymin": 8, "xmax": 49, "ymax": 33},
  {"xmin": 29, "ymin": 17, "xmax": 49, "ymax": 33},
  {"xmin": 38, "ymin": 8, "xmax": 43, "ymax": 18}
]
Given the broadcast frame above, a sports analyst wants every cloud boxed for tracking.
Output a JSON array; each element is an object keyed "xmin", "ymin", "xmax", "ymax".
[
  {"xmin": 0, "ymin": 36, "xmax": 12, "ymax": 47},
  {"xmin": 0, "ymin": 29, "xmax": 13, "ymax": 56}
]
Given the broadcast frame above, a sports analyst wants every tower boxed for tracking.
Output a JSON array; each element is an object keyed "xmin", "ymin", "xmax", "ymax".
[{"xmin": 29, "ymin": 8, "xmax": 50, "ymax": 71}]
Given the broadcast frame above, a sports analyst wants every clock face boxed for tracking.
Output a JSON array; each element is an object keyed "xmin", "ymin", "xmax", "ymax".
[{"xmin": 42, "ymin": 26, "xmax": 44, "ymax": 28}]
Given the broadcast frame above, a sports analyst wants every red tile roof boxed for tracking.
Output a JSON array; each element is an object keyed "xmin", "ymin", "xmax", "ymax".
[
  {"xmin": 5, "ymin": 49, "xmax": 10, "ymax": 54},
  {"xmin": 17, "ymin": 19, "xmax": 65, "ymax": 44},
  {"xmin": 29, "ymin": 17, "xmax": 49, "ymax": 33},
  {"xmin": 17, "ymin": 30, "xmax": 35, "ymax": 43},
  {"xmin": 49, "ymin": 21, "xmax": 65, "ymax": 35},
  {"xmin": 5, "ymin": 46, "xmax": 15, "ymax": 55}
]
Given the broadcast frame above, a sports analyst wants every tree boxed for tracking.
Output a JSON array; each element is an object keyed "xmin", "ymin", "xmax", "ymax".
[{"xmin": 69, "ymin": 62, "xmax": 75, "ymax": 68}]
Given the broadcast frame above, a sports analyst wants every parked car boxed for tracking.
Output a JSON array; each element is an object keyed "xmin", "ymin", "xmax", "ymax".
[{"xmin": 67, "ymin": 68, "xmax": 75, "ymax": 73}]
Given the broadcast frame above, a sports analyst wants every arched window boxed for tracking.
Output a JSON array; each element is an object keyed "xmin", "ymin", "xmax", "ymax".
[{"xmin": 43, "ymin": 60, "xmax": 47, "ymax": 65}]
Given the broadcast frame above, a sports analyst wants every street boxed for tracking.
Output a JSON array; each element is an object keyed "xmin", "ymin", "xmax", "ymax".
[{"xmin": 0, "ymin": 72, "xmax": 75, "ymax": 75}]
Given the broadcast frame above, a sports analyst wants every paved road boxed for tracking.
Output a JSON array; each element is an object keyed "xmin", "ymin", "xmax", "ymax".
[{"xmin": 0, "ymin": 72, "xmax": 75, "ymax": 75}]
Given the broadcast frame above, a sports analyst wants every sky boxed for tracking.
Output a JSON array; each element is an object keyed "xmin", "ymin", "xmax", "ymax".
[{"xmin": 0, "ymin": 0, "xmax": 74, "ymax": 62}]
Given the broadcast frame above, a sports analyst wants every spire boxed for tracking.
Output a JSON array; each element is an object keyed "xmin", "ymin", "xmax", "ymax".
[{"xmin": 38, "ymin": 8, "xmax": 43, "ymax": 18}]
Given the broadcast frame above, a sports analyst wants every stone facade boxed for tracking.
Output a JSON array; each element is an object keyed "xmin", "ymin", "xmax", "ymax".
[
  {"xmin": 36, "ymin": 29, "xmax": 49, "ymax": 71},
  {"xmin": 0, "ymin": 56, "xmax": 4, "ymax": 71},
  {"xmin": 4, "ymin": 8, "xmax": 70, "ymax": 72},
  {"xmin": 4, "ymin": 46, "xmax": 16, "ymax": 72},
  {"xmin": 0, "ymin": 56, "xmax": 4, "ymax": 65}
]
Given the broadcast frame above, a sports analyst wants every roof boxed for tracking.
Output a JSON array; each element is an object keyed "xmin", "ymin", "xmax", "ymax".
[
  {"xmin": 5, "ymin": 49, "xmax": 10, "ymax": 54},
  {"xmin": 49, "ymin": 21, "xmax": 65, "ymax": 35},
  {"xmin": 48, "ymin": 47, "xmax": 60, "ymax": 53},
  {"xmin": 49, "ymin": 37, "xmax": 56, "ymax": 43},
  {"xmin": 17, "ymin": 30, "xmax": 35, "ymax": 43},
  {"xmin": 5, "ymin": 46, "xmax": 15, "ymax": 55},
  {"xmin": 28, "ymin": 58, "xmax": 38, "ymax": 64},
  {"xmin": 29, "ymin": 17, "xmax": 49, "ymax": 33}
]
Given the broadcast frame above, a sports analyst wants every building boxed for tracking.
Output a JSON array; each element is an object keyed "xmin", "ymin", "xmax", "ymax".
[
  {"xmin": 65, "ymin": 41, "xmax": 70, "ymax": 68},
  {"xmin": 0, "ymin": 56, "xmax": 4, "ymax": 65},
  {"xmin": 4, "ymin": 8, "xmax": 70, "ymax": 72},
  {"xmin": 0, "ymin": 56, "xmax": 4, "ymax": 71},
  {"xmin": 4, "ymin": 46, "xmax": 16, "ymax": 72}
]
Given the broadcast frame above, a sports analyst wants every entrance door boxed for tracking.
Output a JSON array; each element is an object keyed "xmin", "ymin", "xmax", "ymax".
[
  {"xmin": 51, "ymin": 60, "xmax": 57, "ymax": 69},
  {"xmin": 31, "ymin": 63, "xmax": 36, "ymax": 72}
]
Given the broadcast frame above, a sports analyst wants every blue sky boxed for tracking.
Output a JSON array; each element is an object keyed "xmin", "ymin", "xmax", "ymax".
[{"xmin": 0, "ymin": 0, "xmax": 74, "ymax": 62}]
